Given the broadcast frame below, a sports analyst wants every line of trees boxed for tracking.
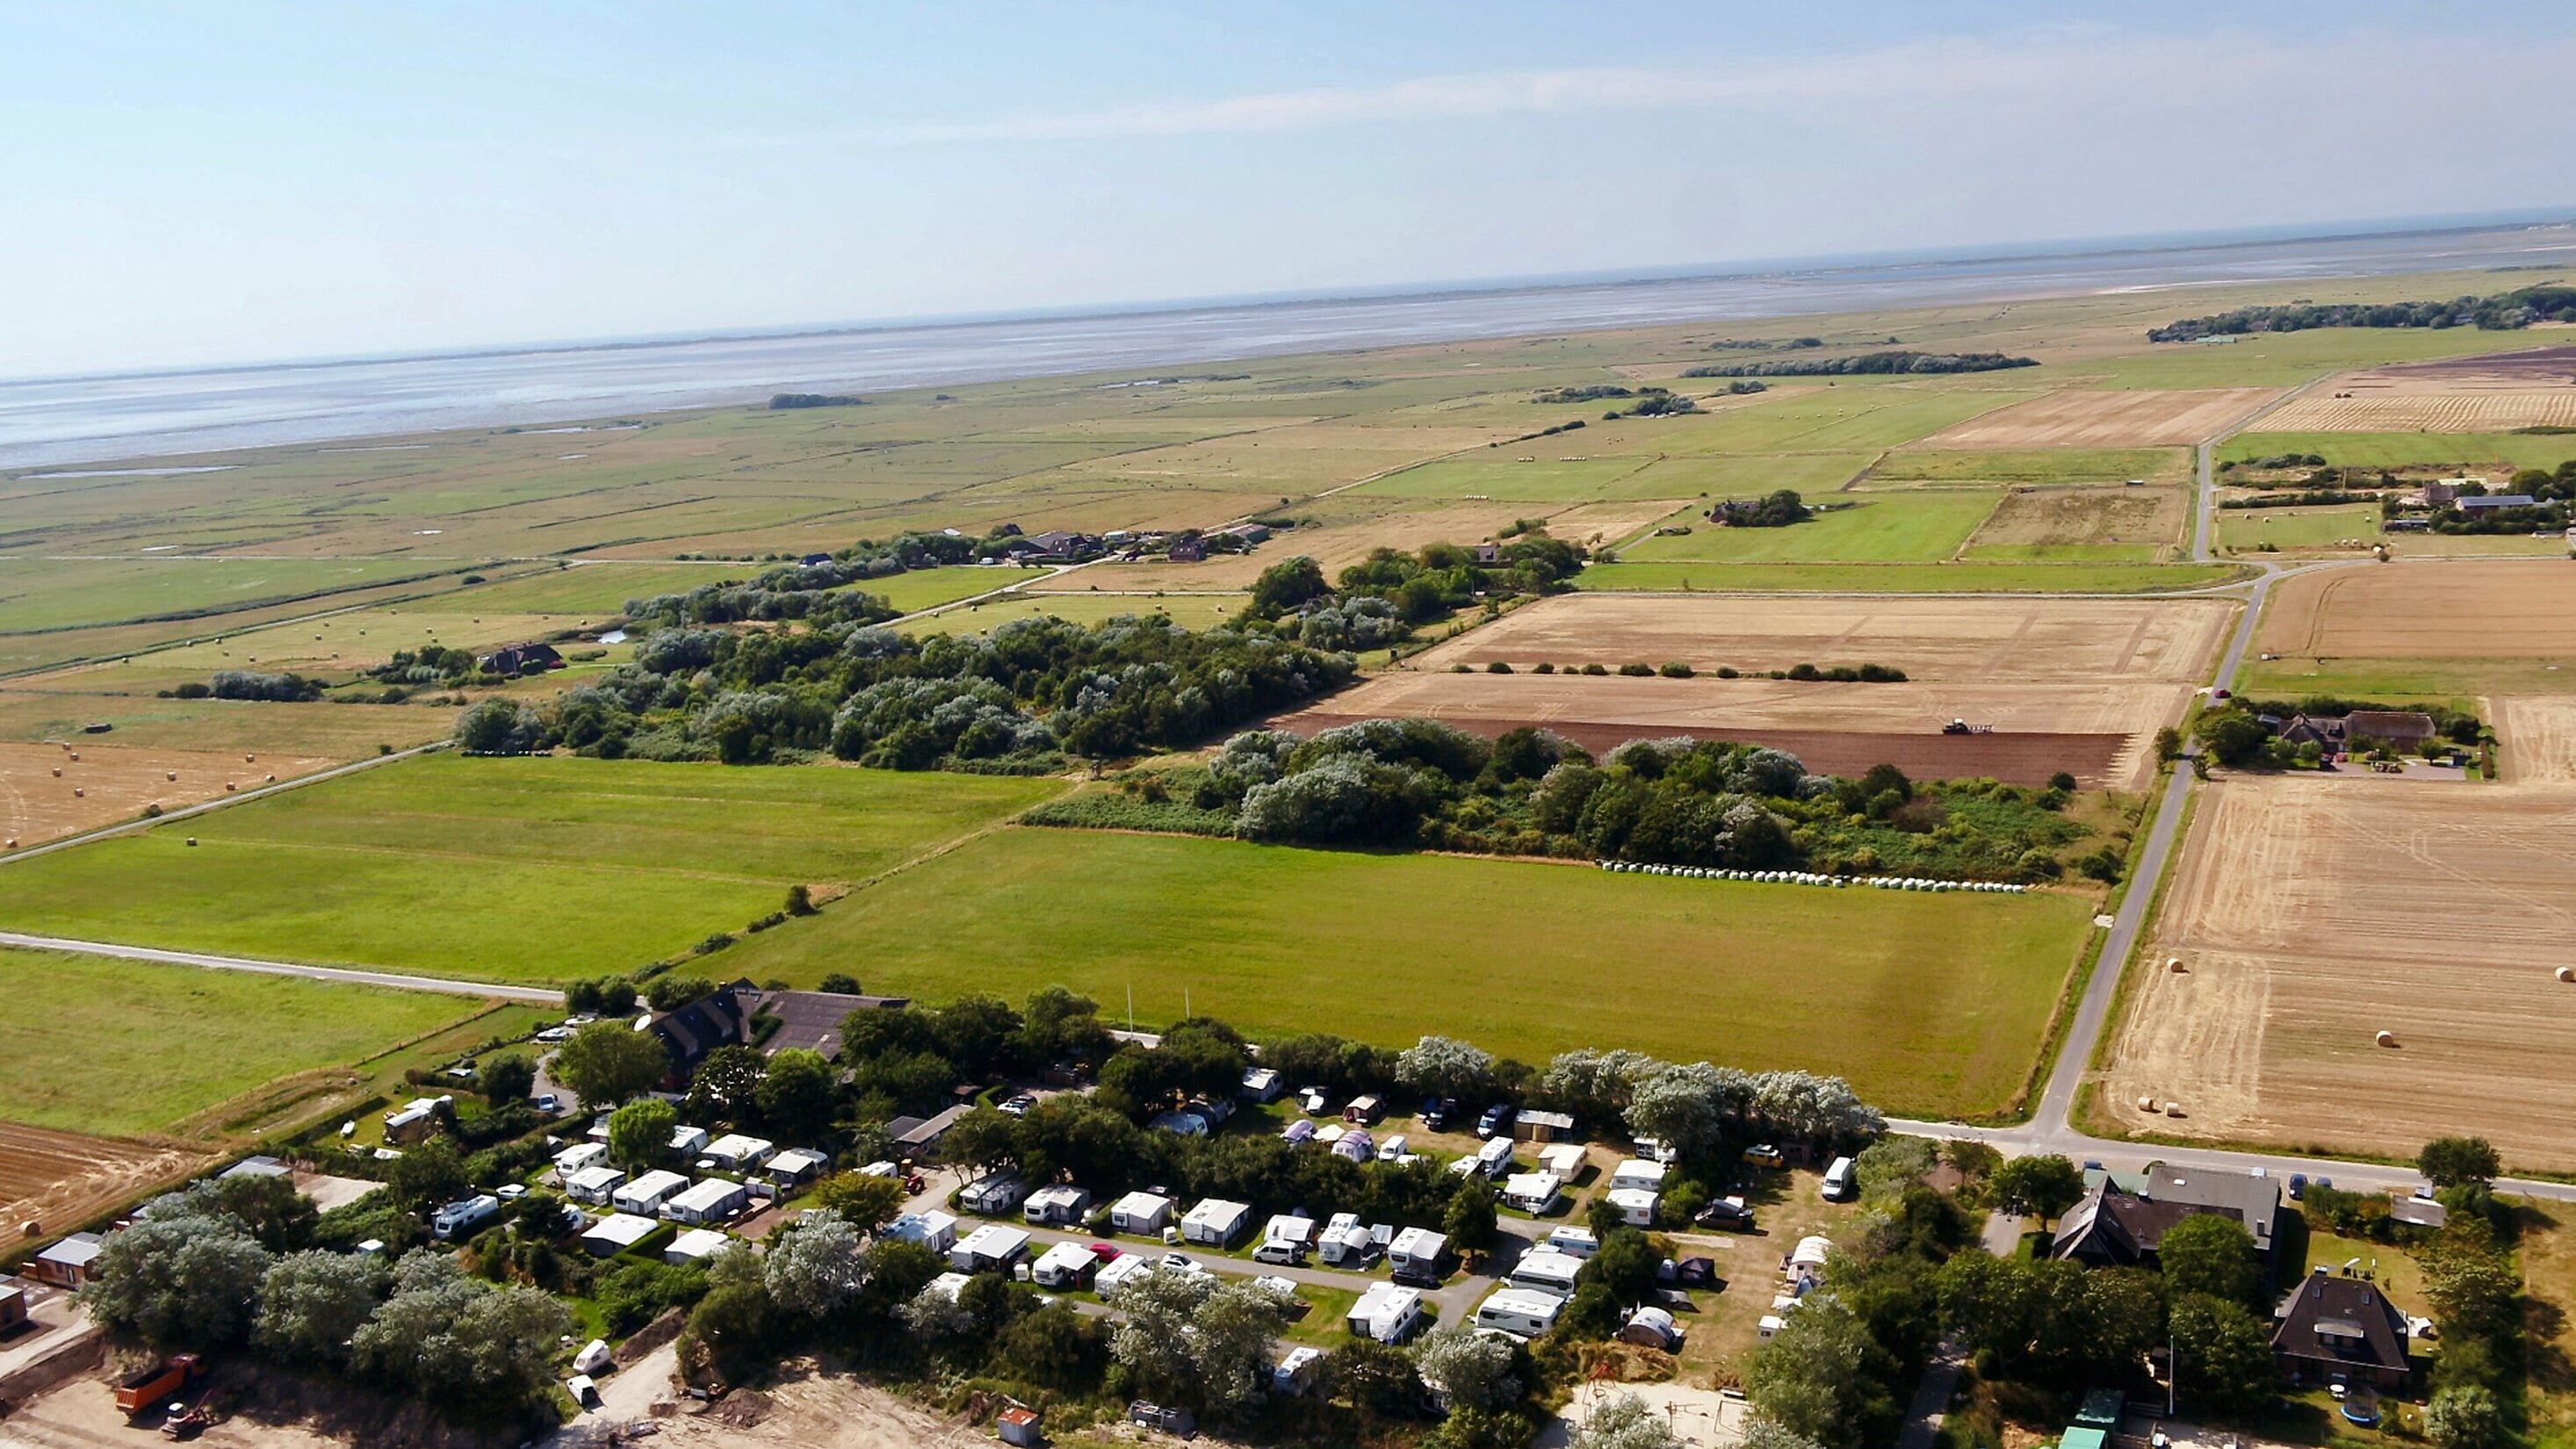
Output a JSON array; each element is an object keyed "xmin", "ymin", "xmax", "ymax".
[
  {"xmin": 2148, "ymin": 286, "xmax": 2576, "ymax": 341},
  {"xmin": 1685, "ymin": 350, "xmax": 2038, "ymax": 377}
]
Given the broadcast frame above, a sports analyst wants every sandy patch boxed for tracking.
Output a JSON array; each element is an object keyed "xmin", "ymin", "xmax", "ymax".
[{"xmin": 1922, "ymin": 388, "xmax": 2282, "ymax": 449}]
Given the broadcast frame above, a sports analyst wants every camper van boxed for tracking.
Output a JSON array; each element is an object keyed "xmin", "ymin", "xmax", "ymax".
[
  {"xmin": 1475, "ymin": 1287, "xmax": 1563, "ymax": 1339},
  {"xmin": 1822, "ymin": 1156, "xmax": 1857, "ymax": 1201}
]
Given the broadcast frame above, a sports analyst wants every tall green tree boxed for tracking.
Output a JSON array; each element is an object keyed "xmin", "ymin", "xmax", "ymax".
[
  {"xmin": 2419, "ymin": 1136, "xmax": 2502, "ymax": 1188},
  {"xmin": 607, "ymin": 1099, "xmax": 680, "ymax": 1172},
  {"xmin": 1988, "ymin": 1154, "xmax": 2085, "ymax": 1224},
  {"xmin": 2168, "ymin": 1294, "xmax": 2276, "ymax": 1421},
  {"xmin": 552, "ymin": 1020, "xmax": 668, "ymax": 1106},
  {"xmin": 2158, "ymin": 1214, "xmax": 2264, "ymax": 1309}
]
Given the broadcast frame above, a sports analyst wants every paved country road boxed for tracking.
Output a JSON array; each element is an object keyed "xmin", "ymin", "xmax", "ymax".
[{"xmin": 0, "ymin": 929, "xmax": 560, "ymax": 1004}]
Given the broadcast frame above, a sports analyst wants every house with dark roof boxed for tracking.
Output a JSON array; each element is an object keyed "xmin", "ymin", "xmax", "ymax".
[
  {"xmin": 2342, "ymin": 711, "xmax": 2438, "ymax": 750},
  {"xmin": 1166, "ymin": 534, "xmax": 1208, "ymax": 563},
  {"xmin": 480, "ymin": 641, "xmax": 565, "ymax": 675},
  {"xmin": 2274, "ymin": 1272, "xmax": 2414, "ymax": 1388},
  {"xmin": 2277, "ymin": 714, "xmax": 2346, "ymax": 751},
  {"xmin": 2454, "ymin": 494, "xmax": 2539, "ymax": 514},
  {"xmin": 646, "ymin": 983, "xmax": 754, "ymax": 1082},
  {"xmin": 748, "ymin": 987, "xmax": 909, "ymax": 1059},
  {"xmin": 888, "ymin": 1104, "xmax": 972, "ymax": 1155},
  {"xmin": 2053, "ymin": 1161, "xmax": 2281, "ymax": 1272}
]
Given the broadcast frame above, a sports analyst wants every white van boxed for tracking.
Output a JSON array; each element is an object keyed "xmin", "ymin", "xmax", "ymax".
[
  {"xmin": 1822, "ymin": 1156, "xmax": 1857, "ymax": 1201},
  {"xmin": 1474, "ymin": 1287, "xmax": 1563, "ymax": 1339}
]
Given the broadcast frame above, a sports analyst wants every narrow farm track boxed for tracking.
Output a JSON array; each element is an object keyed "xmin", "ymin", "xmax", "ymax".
[{"xmin": 0, "ymin": 930, "xmax": 559, "ymax": 1003}]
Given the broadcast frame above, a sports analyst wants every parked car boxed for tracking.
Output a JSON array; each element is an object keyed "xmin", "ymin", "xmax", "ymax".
[
  {"xmin": 2288, "ymin": 1172, "xmax": 2308, "ymax": 1200},
  {"xmin": 1299, "ymin": 1086, "xmax": 1331, "ymax": 1115},
  {"xmin": 1476, "ymin": 1105, "xmax": 1512, "ymax": 1139},
  {"xmin": 1742, "ymin": 1144, "xmax": 1786, "ymax": 1170},
  {"xmin": 1376, "ymin": 1135, "xmax": 1409, "ymax": 1162},
  {"xmin": 1421, "ymin": 1098, "xmax": 1458, "ymax": 1131},
  {"xmin": 533, "ymin": 1093, "xmax": 559, "ymax": 1114},
  {"xmin": 998, "ymin": 1092, "xmax": 1038, "ymax": 1118},
  {"xmin": 1693, "ymin": 1197, "xmax": 1756, "ymax": 1231}
]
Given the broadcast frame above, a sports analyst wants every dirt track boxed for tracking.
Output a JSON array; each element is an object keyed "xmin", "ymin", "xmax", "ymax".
[
  {"xmin": 0, "ymin": 1121, "xmax": 207, "ymax": 1242},
  {"xmin": 2258, "ymin": 560, "xmax": 2576, "ymax": 660},
  {"xmin": 2103, "ymin": 773, "xmax": 2576, "ymax": 1167},
  {"xmin": 1922, "ymin": 388, "xmax": 2281, "ymax": 448}
]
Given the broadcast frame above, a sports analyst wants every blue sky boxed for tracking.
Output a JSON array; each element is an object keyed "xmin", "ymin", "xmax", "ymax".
[{"xmin": 5, "ymin": 2, "xmax": 2573, "ymax": 376}]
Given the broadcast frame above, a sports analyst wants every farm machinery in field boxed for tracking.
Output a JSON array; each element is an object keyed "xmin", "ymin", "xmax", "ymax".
[{"xmin": 1941, "ymin": 718, "xmax": 1994, "ymax": 735}]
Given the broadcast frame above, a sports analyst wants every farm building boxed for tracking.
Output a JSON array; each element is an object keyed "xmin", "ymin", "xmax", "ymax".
[
  {"xmin": 1502, "ymin": 1171, "xmax": 1564, "ymax": 1215},
  {"xmin": 957, "ymin": 1174, "xmax": 1027, "ymax": 1215},
  {"xmin": 1023, "ymin": 1184, "xmax": 1091, "ymax": 1226},
  {"xmin": 701, "ymin": 1134, "xmax": 773, "ymax": 1171},
  {"xmin": 1347, "ymin": 1283, "xmax": 1426, "ymax": 1343},
  {"xmin": 2273, "ymin": 1272, "xmax": 2414, "ymax": 1389},
  {"xmin": 2343, "ymin": 710, "xmax": 2439, "ymax": 749},
  {"xmin": 612, "ymin": 1169, "xmax": 689, "ymax": 1216},
  {"xmin": 564, "ymin": 1165, "xmax": 626, "ymax": 1205},
  {"xmin": 763, "ymin": 1147, "xmax": 828, "ymax": 1187},
  {"xmin": 744, "ymin": 986, "xmax": 909, "ymax": 1057},
  {"xmin": 663, "ymin": 1177, "xmax": 748, "ymax": 1226},
  {"xmin": 664, "ymin": 1228, "xmax": 729, "ymax": 1265},
  {"xmin": 479, "ymin": 641, "xmax": 564, "ymax": 674},
  {"xmin": 579, "ymin": 1212, "xmax": 659, "ymax": 1258},
  {"xmin": 952, "ymin": 1224, "xmax": 1032, "ymax": 1274},
  {"xmin": 884, "ymin": 1210, "xmax": 959, "ymax": 1254},
  {"xmin": 220, "ymin": 1154, "xmax": 290, "ymax": 1182},
  {"xmin": 1180, "ymin": 1198, "xmax": 1252, "ymax": 1247},
  {"xmin": 646, "ymin": 986, "xmax": 752, "ymax": 1080},
  {"xmin": 1512, "ymin": 1109, "xmax": 1576, "ymax": 1143},
  {"xmin": 998, "ymin": 1407, "xmax": 1043, "ymax": 1447},
  {"xmin": 2455, "ymin": 494, "xmax": 2539, "ymax": 515},
  {"xmin": 1475, "ymin": 1287, "xmax": 1562, "ymax": 1339},
  {"xmin": 27, "ymin": 1232, "xmax": 104, "ymax": 1287},
  {"xmin": 1108, "ymin": 1190, "xmax": 1173, "ymax": 1234},
  {"xmin": 1389, "ymin": 1226, "xmax": 1447, "ymax": 1282},
  {"xmin": 1033, "ymin": 1241, "xmax": 1100, "ymax": 1289},
  {"xmin": 1604, "ymin": 1187, "xmax": 1660, "ymax": 1228},
  {"xmin": 2054, "ymin": 1163, "xmax": 2279, "ymax": 1270}
]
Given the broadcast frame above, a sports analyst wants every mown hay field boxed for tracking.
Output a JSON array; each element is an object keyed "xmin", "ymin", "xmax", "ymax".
[
  {"xmin": 1919, "ymin": 387, "xmax": 2281, "ymax": 448},
  {"xmin": 2103, "ymin": 773, "xmax": 2576, "ymax": 1168},
  {"xmin": 0, "ymin": 754, "xmax": 1066, "ymax": 984},
  {"xmin": 1964, "ymin": 487, "xmax": 2184, "ymax": 562},
  {"xmin": 723, "ymin": 827, "xmax": 2101, "ymax": 1119},
  {"xmin": 1616, "ymin": 492, "xmax": 2002, "ymax": 563},
  {"xmin": 1573, "ymin": 560, "xmax": 2244, "ymax": 595}
]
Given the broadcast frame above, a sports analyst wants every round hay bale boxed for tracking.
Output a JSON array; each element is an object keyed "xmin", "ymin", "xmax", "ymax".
[
  {"xmin": 21, "ymin": 1220, "xmax": 37, "ymax": 1238},
  {"xmin": 2138, "ymin": 1094, "xmax": 2158, "ymax": 1113},
  {"xmin": 186, "ymin": 838, "xmax": 198, "ymax": 847},
  {"xmin": 2164, "ymin": 1103, "xmax": 2188, "ymax": 1119},
  {"xmin": 72, "ymin": 787, "xmax": 83, "ymax": 797},
  {"xmin": 246, "ymin": 753, "xmax": 256, "ymax": 762},
  {"xmin": 263, "ymin": 774, "xmax": 275, "ymax": 782},
  {"xmin": 2558, "ymin": 966, "xmax": 2574, "ymax": 984},
  {"xmin": 4, "ymin": 838, "xmax": 16, "ymax": 849},
  {"xmin": 51, "ymin": 767, "xmax": 61, "ymax": 777},
  {"xmin": 68, "ymin": 751, "xmax": 78, "ymax": 761},
  {"xmin": 166, "ymin": 770, "xmax": 177, "ymax": 782},
  {"xmin": 2376, "ymin": 1029, "xmax": 2398, "ymax": 1048},
  {"xmin": 226, "ymin": 782, "xmax": 237, "ymax": 792}
]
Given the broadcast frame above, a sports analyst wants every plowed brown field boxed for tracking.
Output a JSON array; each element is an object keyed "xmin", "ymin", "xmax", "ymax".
[
  {"xmin": 2103, "ymin": 774, "xmax": 2576, "ymax": 1167},
  {"xmin": 2260, "ymin": 345, "xmax": 2576, "ymax": 432},
  {"xmin": 1304, "ymin": 594, "xmax": 2232, "ymax": 789},
  {"xmin": 0, "ymin": 1121, "xmax": 206, "ymax": 1241},
  {"xmin": 1922, "ymin": 388, "xmax": 2281, "ymax": 448}
]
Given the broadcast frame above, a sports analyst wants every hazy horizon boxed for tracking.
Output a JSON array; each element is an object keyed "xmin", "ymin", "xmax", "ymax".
[{"xmin": 11, "ymin": 2, "xmax": 2576, "ymax": 378}]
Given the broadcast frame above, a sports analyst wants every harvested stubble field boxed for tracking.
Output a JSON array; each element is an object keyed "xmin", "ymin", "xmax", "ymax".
[
  {"xmin": 0, "ymin": 739, "xmax": 334, "ymax": 850},
  {"xmin": 0, "ymin": 1121, "xmax": 210, "ymax": 1250},
  {"xmin": 1962, "ymin": 486, "xmax": 2185, "ymax": 562},
  {"xmin": 724, "ymin": 827, "xmax": 2101, "ymax": 1119},
  {"xmin": 1919, "ymin": 387, "xmax": 2282, "ymax": 448},
  {"xmin": 1616, "ymin": 492, "xmax": 2002, "ymax": 563},
  {"xmin": 1863, "ymin": 447, "xmax": 2191, "ymax": 487},
  {"xmin": 2257, "ymin": 345, "xmax": 2576, "ymax": 432},
  {"xmin": 2256, "ymin": 559, "xmax": 2576, "ymax": 662},
  {"xmin": 1573, "ymin": 560, "xmax": 2241, "ymax": 594},
  {"xmin": 0, "ymin": 754, "xmax": 1066, "ymax": 984},
  {"xmin": 2103, "ymin": 773, "xmax": 2576, "ymax": 1167},
  {"xmin": 906, "ymin": 590, "xmax": 1251, "ymax": 635},
  {"xmin": 1309, "ymin": 593, "xmax": 2231, "ymax": 788},
  {"xmin": 0, "ymin": 683, "xmax": 455, "ymax": 757}
]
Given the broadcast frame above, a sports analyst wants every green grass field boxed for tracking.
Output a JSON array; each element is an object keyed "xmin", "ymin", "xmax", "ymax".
[
  {"xmin": 0, "ymin": 556, "xmax": 464, "ymax": 635},
  {"xmin": 1865, "ymin": 447, "xmax": 2190, "ymax": 487},
  {"xmin": 0, "ymin": 755, "xmax": 1066, "ymax": 984},
  {"xmin": 2221, "ymin": 431, "xmax": 2576, "ymax": 471},
  {"xmin": 905, "ymin": 591, "xmax": 1250, "ymax": 636},
  {"xmin": 2218, "ymin": 506, "xmax": 2386, "ymax": 551},
  {"xmin": 2237, "ymin": 655, "xmax": 2576, "ymax": 701},
  {"xmin": 721, "ymin": 828, "xmax": 2099, "ymax": 1118},
  {"xmin": 1575, "ymin": 560, "xmax": 2244, "ymax": 594},
  {"xmin": 1617, "ymin": 493, "xmax": 2000, "ymax": 563},
  {"xmin": 862, "ymin": 566, "xmax": 1054, "ymax": 613},
  {"xmin": 445, "ymin": 561, "xmax": 753, "ymax": 615},
  {"xmin": 2074, "ymin": 326, "xmax": 2563, "ymax": 389},
  {"xmin": 0, "ymin": 947, "xmax": 479, "ymax": 1136}
]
